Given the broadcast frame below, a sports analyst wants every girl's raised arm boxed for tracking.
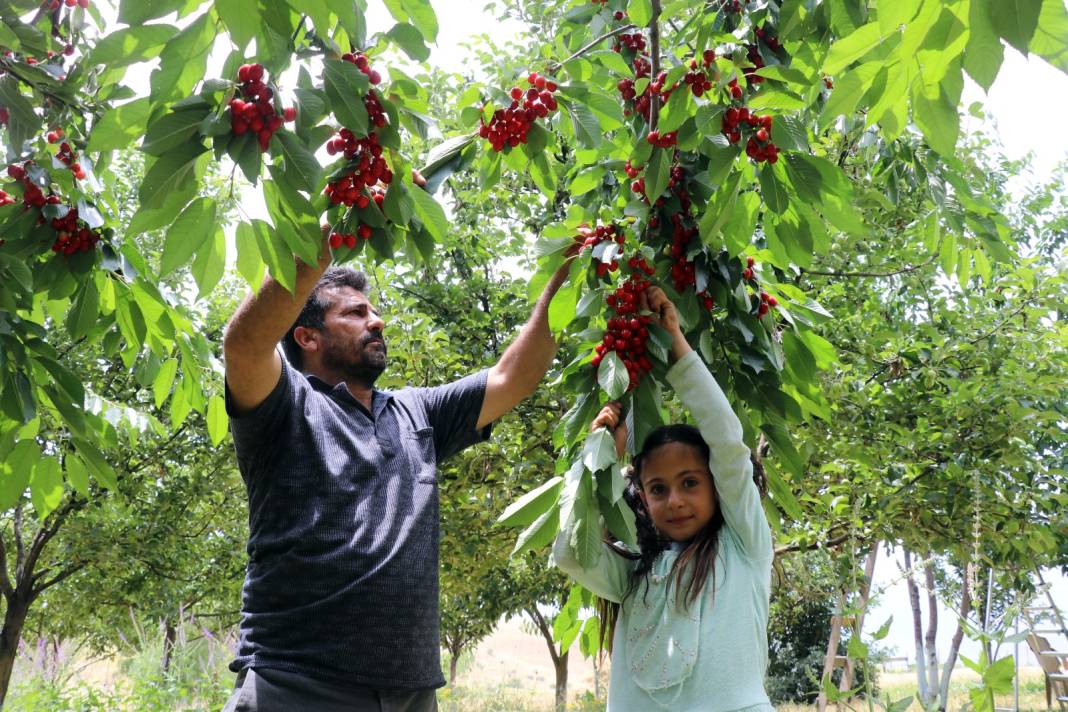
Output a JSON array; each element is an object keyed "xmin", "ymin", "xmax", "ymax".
[{"xmin": 645, "ymin": 287, "xmax": 773, "ymax": 560}]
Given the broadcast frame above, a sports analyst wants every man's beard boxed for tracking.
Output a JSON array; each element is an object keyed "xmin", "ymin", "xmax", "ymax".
[{"xmin": 321, "ymin": 330, "xmax": 387, "ymax": 386}]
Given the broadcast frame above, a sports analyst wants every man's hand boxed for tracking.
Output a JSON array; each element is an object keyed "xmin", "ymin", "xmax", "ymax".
[
  {"xmin": 641, "ymin": 286, "xmax": 692, "ymax": 362},
  {"xmin": 591, "ymin": 401, "xmax": 628, "ymax": 459}
]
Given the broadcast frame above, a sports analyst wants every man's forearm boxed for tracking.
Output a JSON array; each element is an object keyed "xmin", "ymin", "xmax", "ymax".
[{"xmin": 223, "ymin": 246, "xmax": 331, "ymax": 359}]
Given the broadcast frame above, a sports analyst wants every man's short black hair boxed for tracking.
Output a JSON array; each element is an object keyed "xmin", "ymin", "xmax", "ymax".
[{"xmin": 282, "ymin": 267, "xmax": 369, "ymax": 369}]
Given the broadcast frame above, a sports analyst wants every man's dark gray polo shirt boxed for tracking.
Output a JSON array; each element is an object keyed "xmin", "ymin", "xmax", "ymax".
[{"xmin": 225, "ymin": 356, "xmax": 490, "ymax": 690}]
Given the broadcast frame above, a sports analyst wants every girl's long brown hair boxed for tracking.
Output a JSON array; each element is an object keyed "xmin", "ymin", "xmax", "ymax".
[{"xmin": 597, "ymin": 424, "xmax": 767, "ymax": 654}]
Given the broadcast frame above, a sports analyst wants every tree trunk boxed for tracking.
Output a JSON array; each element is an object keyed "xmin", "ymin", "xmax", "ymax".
[
  {"xmin": 554, "ymin": 648, "xmax": 569, "ymax": 712},
  {"xmin": 161, "ymin": 618, "xmax": 177, "ymax": 674},
  {"xmin": 924, "ymin": 566, "xmax": 940, "ymax": 699},
  {"xmin": 817, "ymin": 590, "xmax": 847, "ymax": 712},
  {"xmin": 449, "ymin": 644, "xmax": 460, "ymax": 686},
  {"xmin": 937, "ymin": 572, "xmax": 972, "ymax": 711},
  {"xmin": 0, "ymin": 596, "xmax": 30, "ymax": 707},
  {"xmin": 904, "ymin": 549, "xmax": 929, "ymax": 704},
  {"xmin": 839, "ymin": 543, "xmax": 879, "ymax": 695}
]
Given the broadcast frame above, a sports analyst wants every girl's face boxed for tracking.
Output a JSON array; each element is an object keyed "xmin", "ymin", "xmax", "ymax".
[{"xmin": 638, "ymin": 442, "xmax": 717, "ymax": 542}]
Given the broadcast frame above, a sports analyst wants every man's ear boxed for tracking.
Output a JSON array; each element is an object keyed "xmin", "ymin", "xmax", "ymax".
[{"xmin": 292, "ymin": 325, "xmax": 319, "ymax": 353}]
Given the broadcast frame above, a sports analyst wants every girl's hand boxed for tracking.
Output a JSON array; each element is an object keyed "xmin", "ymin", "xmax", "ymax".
[
  {"xmin": 591, "ymin": 402, "xmax": 628, "ymax": 458},
  {"xmin": 642, "ymin": 286, "xmax": 692, "ymax": 362},
  {"xmin": 590, "ymin": 402, "xmax": 622, "ymax": 432}
]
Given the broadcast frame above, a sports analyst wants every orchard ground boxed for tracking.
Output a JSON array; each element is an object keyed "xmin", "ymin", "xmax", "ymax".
[{"xmin": 11, "ymin": 615, "xmax": 1055, "ymax": 711}]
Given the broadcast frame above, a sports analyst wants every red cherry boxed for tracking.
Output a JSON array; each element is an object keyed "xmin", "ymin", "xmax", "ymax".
[{"xmin": 283, "ymin": 107, "xmax": 296, "ymax": 122}]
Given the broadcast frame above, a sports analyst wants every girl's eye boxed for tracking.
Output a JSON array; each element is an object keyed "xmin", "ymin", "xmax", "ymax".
[
  {"xmin": 649, "ymin": 484, "xmax": 665, "ymax": 495},
  {"xmin": 685, "ymin": 478, "xmax": 700, "ymax": 488}
]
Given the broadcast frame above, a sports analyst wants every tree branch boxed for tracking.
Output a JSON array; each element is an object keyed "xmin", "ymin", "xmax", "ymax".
[
  {"xmin": 32, "ymin": 561, "xmax": 87, "ymax": 596},
  {"xmin": 648, "ymin": 1, "xmax": 662, "ymax": 129},
  {"xmin": 0, "ymin": 530, "xmax": 15, "ymax": 600},
  {"xmin": 525, "ymin": 606, "xmax": 560, "ymax": 666},
  {"xmin": 799, "ymin": 249, "xmax": 939, "ymax": 279},
  {"xmin": 549, "ymin": 25, "xmax": 637, "ymax": 73}
]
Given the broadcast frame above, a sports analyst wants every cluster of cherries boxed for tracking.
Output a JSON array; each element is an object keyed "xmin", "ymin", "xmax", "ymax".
[
  {"xmin": 627, "ymin": 254, "xmax": 656, "ymax": 277},
  {"xmin": 228, "ymin": 63, "xmax": 296, "ymax": 152},
  {"xmin": 479, "ymin": 72, "xmax": 559, "ymax": 152},
  {"xmin": 49, "ymin": 205, "xmax": 100, "ymax": 254},
  {"xmin": 48, "ymin": 129, "xmax": 86, "ymax": 180},
  {"xmin": 594, "ymin": 276, "xmax": 655, "ymax": 391},
  {"xmin": 645, "ymin": 129, "xmax": 677, "ymax": 148},
  {"xmin": 741, "ymin": 255, "xmax": 779, "ymax": 316},
  {"xmin": 6, "ymin": 163, "xmax": 101, "ymax": 254},
  {"xmin": 324, "ymin": 130, "xmax": 392, "ymax": 206},
  {"xmin": 721, "ymin": 107, "xmax": 778, "ymax": 163},
  {"xmin": 341, "ymin": 52, "xmax": 387, "ymax": 128},
  {"xmin": 682, "ymin": 50, "xmax": 718, "ymax": 97},
  {"xmin": 668, "ymin": 214, "xmax": 699, "ymax": 292},
  {"xmin": 328, "ymin": 225, "xmax": 373, "ymax": 249}
]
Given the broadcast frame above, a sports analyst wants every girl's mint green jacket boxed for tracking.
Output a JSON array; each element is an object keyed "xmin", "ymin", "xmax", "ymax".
[{"xmin": 553, "ymin": 350, "xmax": 775, "ymax": 711}]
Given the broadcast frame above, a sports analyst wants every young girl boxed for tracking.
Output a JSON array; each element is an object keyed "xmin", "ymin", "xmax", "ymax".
[{"xmin": 553, "ymin": 286, "xmax": 774, "ymax": 711}]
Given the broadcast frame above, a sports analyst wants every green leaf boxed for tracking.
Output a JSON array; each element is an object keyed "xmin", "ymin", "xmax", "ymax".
[
  {"xmin": 206, "ymin": 394, "xmax": 228, "ymax": 446},
  {"xmin": 645, "ymin": 147, "xmax": 671, "ymax": 203},
  {"xmin": 324, "ymin": 59, "xmax": 370, "ymax": 136},
  {"xmin": 583, "ymin": 428, "xmax": 618, "ymax": 473},
  {"xmin": 567, "ymin": 100, "xmax": 602, "ymax": 148},
  {"xmin": 911, "ymin": 68, "xmax": 961, "ymax": 157},
  {"xmin": 65, "ymin": 278, "xmax": 99, "ymax": 340},
  {"xmin": 759, "ymin": 163, "xmax": 789, "ymax": 215},
  {"xmin": 72, "ymin": 439, "xmax": 118, "ymax": 490},
  {"xmin": 251, "ymin": 218, "xmax": 297, "ymax": 293},
  {"xmin": 274, "ymin": 131, "xmax": 323, "ymax": 193},
  {"xmin": 118, "ymin": 0, "xmax": 185, "ymax": 24},
  {"xmin": 88, "ymin": 24, "xmax": 178, "ymax": 68},
  {"xmin": 989, "ymin": 0, "xmax": 1043, "ymax": 54},
  {"xmin": 628, "ymin": 0, "xmax": 653, "ymax": 26},
  {"xmin": 161, "ymin": 197, "xmax": 217, "ymax": 277},
  {"xmin": 823, "ymin": 22, "xmax": 885, "ymax": 75},
  {"xmin": 149, "ymin": 15, "xmax": 215, "ymax": 105},
  {"xmin": 141, "ymin": 106, "xmax": 210, "ymax": 156},
  {"xmin": 819, "ymin": 62, "xmax": 880, "ymax": 127},
  {"xmin": 153, "ymin": 358, "xmax": 178, "ymax": 409},
  {"xmin": 191, "ymin": 227, "xmax": 227, "ymax": 298},
  {"xmin": 984, "ymin": 655, "xmax": 1015, "ymax": 693},
  {"xmin": 0, "ymin": 440, "xmax": 39, "ymax": 510},
  {"xmin": 387, "ymin": 22, "xmax": 430, "ymax": 61},
  {"xmin": 658, "ymin": 88, "xmax": 693, "ymax": 133},
  {"xmin": 598, "ymin": 351, "xmax": 630, "ymax": 400},
  {"xmin": 400, "ymin": 0, "xmax": 439, "ymax": 42},
  {"xmin": 139, "ymin": 144, "xmax": 208, "ymax": 210},
  {"xmin": 497, "ymin": 476, "xmax": 563, "ymax": 527},
  {"xmin": 216, "ymin": 0, "xmax": 260, "ymax": 49},
  {"xmin": 0, "ymin": 76, "xmax": 42, "ymax": 145},
  {"xmin": 964, "ymin": 0, "xmax": 1004, "ymax": 91},
  {"xmin": 65, "ymin": 455, "xmax": 90, "ymax": 498},
  {"xmin": 511, "ymin": 504, "xmax": 559, "ymax": 556},
  {"xmin": 29, "ymin": 456, "xmax": 63, "ymax": 520},
  {"xmin": 1030, "ymin": 0, "xmax": 1068, "ymax": 72},
  {"xmin": 230, "ymin": 131, "xmax": 262, "ymax": 185},
  {"xmin": 409, "ymin": 186, "xmax": 448, "ymax": 243}
]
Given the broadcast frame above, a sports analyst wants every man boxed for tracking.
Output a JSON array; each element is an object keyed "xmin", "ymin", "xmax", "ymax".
[{"xmin": 221, "ymin": 235, "xmax": 571, "ymax": 711}]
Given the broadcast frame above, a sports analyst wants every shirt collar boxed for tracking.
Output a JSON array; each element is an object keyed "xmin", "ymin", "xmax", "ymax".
[{"xmin": 305, "ymin": 373, "xmax": 393, "ymax": 417}]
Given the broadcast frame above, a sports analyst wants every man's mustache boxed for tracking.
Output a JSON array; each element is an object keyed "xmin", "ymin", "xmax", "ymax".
[{"xmin": 362, "ymin": 331, "xmax": 385, "ymax": 347}]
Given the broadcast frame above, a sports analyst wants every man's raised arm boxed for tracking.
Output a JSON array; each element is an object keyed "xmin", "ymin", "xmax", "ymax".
[
  {"xmin": 223, "ymin": 240, "xmax": 331, "ymax": 414},
  {"xmin": 476, "ymin": 261, "xmax": 571, "ymax": 430}
]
